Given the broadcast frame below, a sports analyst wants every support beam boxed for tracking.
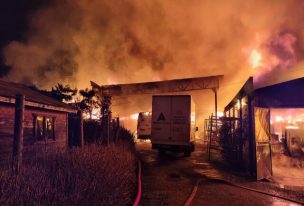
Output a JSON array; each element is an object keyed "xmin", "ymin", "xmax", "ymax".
[
  {"xmin": 213, "ymin": 88, "xmax": 218, "ymax": 118},
  {"xmin": 239, "ymin": 97, "xmax": 243, "ymax": 163},
  {"xmin": 92, "ymin": 75, "xmax": 223, "ymax": 96},
  {"xmin": 13, "ymin": 95, "xmax": 25, "ymax": 174}
]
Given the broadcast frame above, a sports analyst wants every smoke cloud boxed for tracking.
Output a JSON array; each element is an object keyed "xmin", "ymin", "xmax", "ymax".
[{"xmin": 3, "ymin": 0, "xmax": 304, "ymax": 128}]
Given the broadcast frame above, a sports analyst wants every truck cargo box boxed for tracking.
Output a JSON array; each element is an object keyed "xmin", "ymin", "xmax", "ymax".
[{"xmin": 151, "ymin": 95, "xmax": 196, "ymax": 156}]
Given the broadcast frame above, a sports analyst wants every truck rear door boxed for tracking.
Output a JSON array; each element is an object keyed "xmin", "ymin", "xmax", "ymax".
[
  {"xmin": 171, "ymin": 96, "xmax": 190, "ymax": 143},
  {"xmin": 151, "ymin": 96, "xmax": 171, "ymax": 141}
]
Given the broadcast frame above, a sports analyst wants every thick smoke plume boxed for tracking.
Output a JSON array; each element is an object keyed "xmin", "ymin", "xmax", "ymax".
[
  {"xmin": 4, "ymin": 0, "xmax": 304, "ymax": 87},
  {"xmin": 3, "ymin": 0, "xmax": 304, "ymax": 128}
]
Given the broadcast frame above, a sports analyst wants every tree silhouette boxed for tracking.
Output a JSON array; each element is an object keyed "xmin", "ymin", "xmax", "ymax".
[
  {"xmin": 79, "ymin": 88, "xmax": 100, "ymax": 120},
  {"xmin": 51, "ymin": 83, "xmax": 77, "ymax": 102}
]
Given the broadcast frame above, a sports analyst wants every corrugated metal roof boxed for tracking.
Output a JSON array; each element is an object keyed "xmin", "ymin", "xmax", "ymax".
[
  {"xmin": 0, "ymin": 80, "xmax": 76, "ymax": 113},
  {"xmin": 253, "ymin": 77, "xmax": 304, "ymax": 108},
  {"xmin": 224, "ymin": 76, "xmax": 304, "ymax": 111}
]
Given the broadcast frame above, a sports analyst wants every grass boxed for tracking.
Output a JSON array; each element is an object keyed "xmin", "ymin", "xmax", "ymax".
[{"xmin": 0, "ymin": 143, "xmax": 136, "ymax": 206}]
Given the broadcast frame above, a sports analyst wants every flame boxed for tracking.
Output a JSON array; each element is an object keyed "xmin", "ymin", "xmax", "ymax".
[
  {"xmin": 274, "ymin": 115, "xmax": 304, "ymax": 124},
  {"xmin": 217, "ymin": 112, "xmax": 224, "ymax": 118},
  {"xmin": 107, "ymin": 78, "xmax": 117, "ymax": 85},
  {"xmin": 191, "ymin": 112, "xmax": 196, "ymax": 122},
  {"xmin": 236, "ymin": 98, "xmax": 247, "ymax": 110},
  {"xmin": 285, "ymin": 125, "xmax": 299, "ymax": 130},
  {"xmin": 249, "ymin": 49, "xmax": 262, "ymax": 69},
  {"xmin": 130, "ymin": 113, "xmax": 139, "ymax": 120},
  {"xmin": 275, "ymin": 115, "xmax": 284, "ymax": 122}
]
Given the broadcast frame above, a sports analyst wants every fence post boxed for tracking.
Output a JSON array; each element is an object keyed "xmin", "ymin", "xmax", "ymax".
[
  {"xmin": 78, "ymin": 110, "xmax": 84, "ymax": 148},
  {"xmin": 116, "ymin": 117, "xmax": 120, "ymax": 142},
  {"xmin": 13, "ymin": 95, "xmax": 25, "ymax": 174}
]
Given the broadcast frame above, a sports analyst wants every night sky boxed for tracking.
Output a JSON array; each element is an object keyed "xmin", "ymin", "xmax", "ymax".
[{"xmin": 0, "ymin": 0, "xmax": 49, "ymax": 76}]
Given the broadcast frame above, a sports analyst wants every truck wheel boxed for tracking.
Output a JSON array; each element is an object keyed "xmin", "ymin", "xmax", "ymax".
[
  {"xmin": 191, "ymin": 143, "xmax": 195, "ymax": 152},
  {"xmin": 184, "ymin": 149, "xmax": 191, "ymax": 157},
  {"xmin": 158, "ymin": 149, "xmax": 166, "ymax": 155}
]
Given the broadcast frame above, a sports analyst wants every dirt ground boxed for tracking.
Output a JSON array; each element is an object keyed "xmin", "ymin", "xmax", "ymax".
[{"xmin": 136, "ymin": 141, "xmax": 303, "ymax": 206}]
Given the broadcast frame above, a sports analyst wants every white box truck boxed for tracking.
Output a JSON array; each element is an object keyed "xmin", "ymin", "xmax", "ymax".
[
  {"xmin": 151, "ymin": 95, "xmax": 196, "ymax": 156},
  {"xmin": 137, "ymin": 112, "xmax": 152, "ymax": 140}
]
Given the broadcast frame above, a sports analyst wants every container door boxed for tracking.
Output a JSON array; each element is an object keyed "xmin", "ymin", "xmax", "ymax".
[
  {"xmin": 254, "ymin": 107, "xmax": 272, "ymax": 180},
  {"xmin": 151, "ymin": 96, "xmax": 171, "ymax": 141},
  {"xmin": 171, "ymin": 96, "xmax": 190, "ymax": 143}
]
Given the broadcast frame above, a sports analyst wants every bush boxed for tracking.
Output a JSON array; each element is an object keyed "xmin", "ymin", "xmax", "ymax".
[
  {"xmin": 219, "ymin": 118, "xmax": 244, "ymax": 170},
  {"xmin": 116, "ymin": 127, "xmax": 135, "ymax": 152},
  {"xmin": 83, "ymin": 120, "xmax": 101, "ymax": 143},
  {"xmin": 0, "ymin": 144, "xmax": 136, "ymax": 206},
  {"xmin": 83, "ymin": 121, "xmax": 135, "ymax": 151}
]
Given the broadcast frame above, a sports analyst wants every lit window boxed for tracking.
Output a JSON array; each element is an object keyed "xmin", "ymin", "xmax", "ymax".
[
  {"xmin": 45, "ymin": 117, "xmax": 55, "ymax": 140},
  {"xmin": 34, "ymin": 116, "xmax": 55, "ymax": 141},
  {"xmin": 36, "ymin": 116, "xmax": 44, "ymax": 141}
]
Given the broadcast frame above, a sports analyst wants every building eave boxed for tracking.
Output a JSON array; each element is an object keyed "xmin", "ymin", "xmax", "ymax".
[{"xmin": 0, "ymin": 96, "xmax": 77, "ymax": 113}]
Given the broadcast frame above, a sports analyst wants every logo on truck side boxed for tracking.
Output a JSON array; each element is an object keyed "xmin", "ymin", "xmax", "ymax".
[{"xmin": 157, "ymin": 112, "xmax": 166, "ymax": 121}]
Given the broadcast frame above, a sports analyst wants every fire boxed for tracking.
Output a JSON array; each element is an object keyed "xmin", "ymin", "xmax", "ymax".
[
  {"xmin": 249, "ymin": 49, "xmax": 262, "ymax": 69},
  {"xmin": 285, "ymin": 125, "xmax": 299, "ymax": 130},
  {"xmin": 130, "ymin": 113, "xmax": 139, "ymax": 120},
  {"xmin": 118, "ymin": 113, "xmax": 139, "ymax": 121},
  {"xmin": 107, "ymin": 78, "xmax": 117, "ymax": 85},
  {"xmin": 275, "ymin": 115, "xmax": 284, "ymax": 123},
  {"xmin": 236, "ymin": 98, "xmax": 247, "ymax": 110},
  {"xmin": 217, "ymin": 112, "xmax": 224, "ymax": 118},
  {"xmin": 274, "ymin": 115, "xmax": 304, "ymax": 124}
]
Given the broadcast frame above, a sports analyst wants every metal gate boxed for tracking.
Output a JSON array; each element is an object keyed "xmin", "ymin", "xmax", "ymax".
[{"xmin": 205, "ymin": 115, "xmax": 222, "ymax": 160}]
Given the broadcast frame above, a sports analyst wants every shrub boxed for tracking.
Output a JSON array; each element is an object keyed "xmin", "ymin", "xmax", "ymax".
[
  {"xmin": 116, "ymin": 127, "xmax": 135, "ymax": 152},
  {"xmin": 219, "ymin": 118, "xmax": 244, "ymax": 170},
  {"xmin": 83, "ymin": 120, "xmax": 101, "ymax": 143},
  {"xmin": 0, "ymin": 144, "xmax": 136, "ymax": 206},
  {"xmin": 83, "ymin": 120, "xmax": 135, "ymax": 151}
]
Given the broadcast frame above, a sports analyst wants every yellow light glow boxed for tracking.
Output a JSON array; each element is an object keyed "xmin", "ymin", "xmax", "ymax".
[
  {"xmin": 217, "ymin": 112, "xmax": 224, "ymax": 117},
  {"xmin": 275, "ymin": 116, "xmax": 284, "ymax": 122},
  {"xmin": 286, "ymin": 125, "xmax": 299, "ymax": 129},
  {"xmin": 131, "ymin": 113, "xmax": 139, "ymax": 120},
  {"xmin": 249, "ymin": 49, "xmax": 262, "ymax": 69},
  {"xmin": 236, "ymin": 98, "xmax": 247, "ymax": 110},
  {"xmin": 191, "ymin": 112, "xmax": 196, "ymax": 122}
]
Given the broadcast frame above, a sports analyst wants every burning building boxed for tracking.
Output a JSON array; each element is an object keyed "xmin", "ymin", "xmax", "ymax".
[
  {"xmin": 223, "ymin": 77, "xmax": 304, "ymax": 184},
  {"xmin": 0, "ymin": 80, "xmax": 77, "ymax": 163}
]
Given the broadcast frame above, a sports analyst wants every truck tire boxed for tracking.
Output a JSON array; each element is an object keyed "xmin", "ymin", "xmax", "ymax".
[
  {"xmin": 158, "ymin": 149, "xmax": 166, "ymax": 155},
  {"xmin": 191, "ymin": 143, "xmax": 195, "ymax": 152},
  {"xmin": 184, "ymin": 149, "xmax": 191, "ymax": 157}
]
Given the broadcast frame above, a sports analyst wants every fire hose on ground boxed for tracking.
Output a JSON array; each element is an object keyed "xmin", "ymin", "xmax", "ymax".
[
  {"xmin": 133, "ymin": 160, "xmax": 142, "ymax": 206},
  {"xmin": 183, "ymin": 177, "xmax": 304, "ymax": 206},
  {"xmin": 132, "ymin": 159, "xmax": 304, "ymax": 206}
]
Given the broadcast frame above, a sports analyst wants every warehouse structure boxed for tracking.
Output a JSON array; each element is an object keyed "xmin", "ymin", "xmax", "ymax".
[{"xmin": 224, "ymin": 77, "xmax": 304, "ymax": 182}]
